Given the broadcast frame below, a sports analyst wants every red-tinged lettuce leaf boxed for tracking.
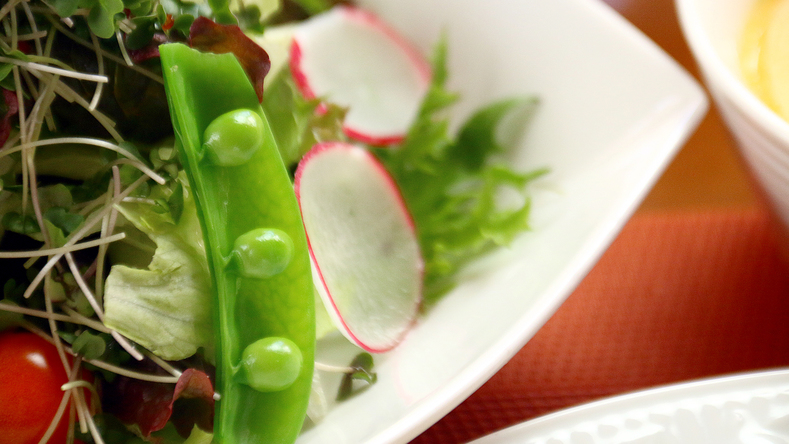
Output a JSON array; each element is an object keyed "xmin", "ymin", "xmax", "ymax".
[
  {"xmin": 102, "ymin": 367, "xmax": 215, "ymax": 441},
  {"xmin": 103, "ymin": 374, "xmax": 172, "ymax": 439},
  {"xmin": 1, "ymin": 89, "xmax": 19, "ymax": 147},
  {"xmin": 127, "ymin": 33, "xmax": 170, "ymax": 64},
  {"xmin": 169, "ymin": 368, "xmax": 215, "ymax": 437},
  {"xmin": 188, "ymin": 16, "xmax": 270, "ymax": 102}
]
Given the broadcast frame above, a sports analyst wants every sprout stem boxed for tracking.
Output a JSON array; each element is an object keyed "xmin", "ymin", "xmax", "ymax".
[
  {"xmin": 0, "ymin": 233, "xmax": 126, "ymax": 258},
  {"xmin": 64, "ymin": 252, "xmax": 104, "ymax": 322},
  {"xmin": 145, "ymin": 351, "xmax": 182, "ymax": 378},
  {"xmin": 0, "ymin": 137, "xmax": 165, "ymax": 184},
  {"xmin": 20, "ymin": 0, "xmax": 43, "ymax": 56},
  {"xmin": 0, "ymin": 56, "xmax": 109, "ymax": 83},
  {"xmin": 0, "ymin": 30, "xmax": 47, "ymax": 42},
  {"xmin": 94, "ymin": 180, "xmax": 115, "ymax": 302},
  {"xmin": 23, "ymin": 69, "xmax": 124, "ymax": 142},
  {"xmin": 44, "ymin": 279, "xmax": 72, "ymax": 378},
  {"xmin": 36, "ymin": 390, "xmax": 72, "ymax": 444},
  {"xmin": 24, "ymin": 175, "xmax": 149, "ymax": 299},
  {"xmin": 47, "ymin": 18, "xmax": 164, "ymax": 84},
  {"xmin": 0, "ymin": 0, "xmax": 24, "ymax": 23},
  {"xmin": 116, "ymin": 29, "xmax": 133, "ymax": 66},
  {"xmin": 63, "ymin": 251, "xmax": 144, "ymax": 361},
  {"xmin": 314, "ymin": 362, "xmax": 356, "ymax": 373},
  {"xmin": 84, "ymin": 358, "xmax": 181, "ymax": 383},
  {"xmin": 0, "ymin": 302, "xmax": 112, "ymax": 333},
  {"xmin": 88, "ymin": 31, "xmax": 105, "ymax": 111},
  {"xmin": 59, "ymin": 306, "xmax": 112, "ymax": 333}
]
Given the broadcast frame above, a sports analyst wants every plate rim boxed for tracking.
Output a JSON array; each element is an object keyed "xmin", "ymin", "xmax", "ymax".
[{"xmin": 470, "ymin": 366, "xmax": 789, "ymax": 443}]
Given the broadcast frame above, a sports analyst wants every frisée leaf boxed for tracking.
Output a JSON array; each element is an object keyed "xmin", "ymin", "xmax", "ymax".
[{"xmin": 376, "ymin": 36, "xmax": 548, "ymax": 304}]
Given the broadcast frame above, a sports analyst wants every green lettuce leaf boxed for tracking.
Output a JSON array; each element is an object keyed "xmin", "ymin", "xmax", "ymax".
[
  {"xmin": 376, "ymin": 36, "xmax": 548, "ymax": 304},
  {"xmin": 261, "ymin": 67, "xmax": 347, "ymax": 168},
  {"xmin": 104, "ymin": 174, "xmax": 213, "ymax": 360}
]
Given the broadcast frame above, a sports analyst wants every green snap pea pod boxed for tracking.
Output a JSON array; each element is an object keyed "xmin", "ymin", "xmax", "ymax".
[{"xmin": 159, "ymin": 43, "xmax": 315, "ymax": 444}]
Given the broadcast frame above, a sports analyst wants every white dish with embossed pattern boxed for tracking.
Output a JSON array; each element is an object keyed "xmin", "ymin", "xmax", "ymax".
[{"xmin": 470, "ymin": 368, "xmax": 789, "ymax": 443}]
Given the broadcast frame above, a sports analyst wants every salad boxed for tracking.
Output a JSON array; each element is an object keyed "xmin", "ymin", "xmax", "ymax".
[{"xmin": 0, "ymin": 0, "xmax": 546, "ymax": 443}]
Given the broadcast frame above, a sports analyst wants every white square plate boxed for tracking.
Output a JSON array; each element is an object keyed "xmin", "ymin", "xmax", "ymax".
[{"xmin": 298, "ymin": 1, "xmax": 707, "ymax": 443}]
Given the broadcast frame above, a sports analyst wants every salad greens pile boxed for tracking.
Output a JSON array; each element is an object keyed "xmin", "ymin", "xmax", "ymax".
[{"xmin": 0, "ymin": 0, "xmax": 546, "ymax": 442}]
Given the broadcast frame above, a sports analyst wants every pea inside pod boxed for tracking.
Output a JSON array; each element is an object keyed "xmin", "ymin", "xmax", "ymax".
[
  {"xmin": 231, "ymin": 228, "xmax": 294, "ymax": 279},
  {"xmin": 202, "ymin": 109, "xmax": 265, "ymax": 166},
  {"xmin": 237, "ymin": 336, "xmax": 303, "ymax": 392},
  {"xmin": 160, "ymin": 43, "xmax": 315, "ymax": 444}
]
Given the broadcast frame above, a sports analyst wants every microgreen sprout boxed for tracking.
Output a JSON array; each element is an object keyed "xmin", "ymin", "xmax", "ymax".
[
  {"xmin": 313, "ymin": 352, "xmax": 378, "ymax": 401},
  {"xmin": 0, "ymin": 2, "xmax": 215, "ymax": 442}
]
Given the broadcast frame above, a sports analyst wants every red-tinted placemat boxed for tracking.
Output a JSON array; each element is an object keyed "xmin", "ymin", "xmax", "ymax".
[{"xmin": 412, "ymin": 205, "xmax": 789, "ymax": 443}]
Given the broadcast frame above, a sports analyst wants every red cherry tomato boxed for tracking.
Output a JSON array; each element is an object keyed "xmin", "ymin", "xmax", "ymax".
[{"xmin": 0, "ymin": 331, "xmax": 72, "ymax": 444}]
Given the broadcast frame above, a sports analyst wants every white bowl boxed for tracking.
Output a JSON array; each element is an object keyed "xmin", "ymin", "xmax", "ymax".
[
  {"xmin": 299, "ymin": 1, "xmax": 707, "ymax": 443},
  {"xmin": 676, "ymin": 0, "xmax": 789, "ymax": 232}
]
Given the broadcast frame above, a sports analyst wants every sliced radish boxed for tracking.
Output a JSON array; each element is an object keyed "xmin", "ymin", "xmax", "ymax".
[
  {"xmin": 295, "ymin": 142, "xmax": 423, "ymax": 353},
  {"xmin": 290, "ymin": 6, "xmax": 431, "ymax": 146}
]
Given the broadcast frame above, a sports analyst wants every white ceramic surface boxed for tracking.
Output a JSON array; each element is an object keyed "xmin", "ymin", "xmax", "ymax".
[
  {"xmin": 676, "ymin": 0, "xmax": 789, "ymax": 231},
  {"xmin": 299, "ymin": 1, "xmax": 707, "ymax": 443},
  {"xmin": 469, "ymin": 367, "xmax": 789, "ymax": 444}
]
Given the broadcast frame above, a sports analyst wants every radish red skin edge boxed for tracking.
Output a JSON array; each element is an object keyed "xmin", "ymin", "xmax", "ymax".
[
  {"xmin": 289, "ymin": 6, "xmax": 431, "ymax": 147},
  {"xmin": 295, "ymin": 142, "xmax": 424, "ymax": 353}
]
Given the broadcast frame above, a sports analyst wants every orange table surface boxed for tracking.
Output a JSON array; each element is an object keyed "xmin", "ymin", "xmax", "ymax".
[{"xmin": 413, "ymin": 1, "xmax": 789, "ymax": 442}]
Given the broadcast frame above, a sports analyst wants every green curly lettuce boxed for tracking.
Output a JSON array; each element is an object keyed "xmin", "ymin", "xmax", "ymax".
[{"xmin": 376, "ymin": 37, "xmax": 548, "ymax": 304}]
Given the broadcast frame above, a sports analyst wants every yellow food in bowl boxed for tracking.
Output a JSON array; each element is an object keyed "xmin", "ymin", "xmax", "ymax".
[{"xmin": 741, "ymin": 0, "xmax": 789, "ymax": 121}]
